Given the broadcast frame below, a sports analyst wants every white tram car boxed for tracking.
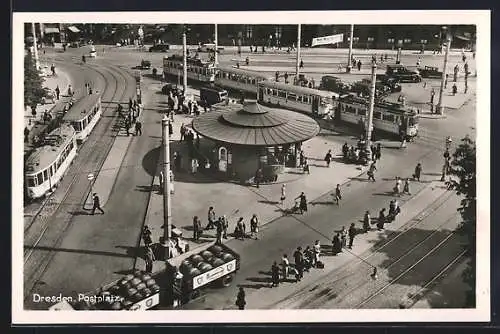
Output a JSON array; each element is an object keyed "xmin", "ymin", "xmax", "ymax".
[
  {"xmin": 257, "ymin": 80, "xmax": 341, "ymax": 117},
  {"xmin": 336, "ymin": 95, "xmax": 419, "ymax": 138},
  {"xmin": 163, "ymin": 55, "xmax": 216, "ymax": 83},
  {"xmin": 215, "ymin": 66, "xmax": 273, "ymax": 97},
  {"xmin": 62, "ymin": 94, "xmax": 102, "ymax": 144},
  {"xmin": 25, "ymin": 124, "xmax": 77, "ymax": 199}
]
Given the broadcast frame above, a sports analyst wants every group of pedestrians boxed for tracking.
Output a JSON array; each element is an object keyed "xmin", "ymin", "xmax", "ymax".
[
  {"xmin": 119, "ymin": 98, "xmax": 142, "ymax": 136},
  {"xmin": 192, "ymin": 207, "xmax": 261, "ymax": 244}
]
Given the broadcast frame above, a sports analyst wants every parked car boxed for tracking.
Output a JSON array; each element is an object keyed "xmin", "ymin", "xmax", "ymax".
[
  {"xmin": 319, "ymin": 75, "xmax": 352, "ymax": 94},
  {"xmin": 418, "ymin": 65, "xmax": 443, "ymax": 79},
  {"xmin": 149, "ymin": 44, "xmax": 170, "ymax": 52},
  {"xmin": 377, "ymin": 75, "xmax": 402, "ymax": 93},
  {"xmin": 386, "ymin": 64, "xmax": 422, "ymax": 83},
  {"xmin": 161, "ymin": 83, "xmax": 181, "ymax": 96},
  {"xmin": 199, "ymin": 85, "xmax": 228, "ymax": 106},
  {"xmin": 351, "ymin": 80, "xmax": 389, "ymax": 99},
  {"xmin": 140, "ymin": 59, "xmax": 151, "ymax": 69},
  {"xmin": 197, "ymin": 43, "xmax": 224, "ymax": 54}
]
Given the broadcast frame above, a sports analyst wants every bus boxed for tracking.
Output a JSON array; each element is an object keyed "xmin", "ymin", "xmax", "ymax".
[
  {"xmin": 335, "ymin": 95, "xmax": 419, "ymax": 139},
  {"xmin": 257, "ymin": 80, "xmax": 341, "ymax": 118},
  {"xmin": 25, "ymin": 124, "xmax": 77, "ymax": 199},
  {"xmin": 62, "ymin": 94, "xmax": 102, "ymax": 144},
  {"xmin": 215, "ymin": 66, "xmax": 273, "ymax": 97},
  {"xmin": 163, "ymin": 55, "xmax": 216, "ymax": 83}
]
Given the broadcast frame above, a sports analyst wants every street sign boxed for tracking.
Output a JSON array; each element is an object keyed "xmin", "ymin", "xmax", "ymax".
[{"xmin": 87, "ymin": 173, "xmax": 95, "ymax": 180}]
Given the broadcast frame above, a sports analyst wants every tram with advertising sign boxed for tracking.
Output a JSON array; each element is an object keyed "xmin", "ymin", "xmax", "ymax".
[
  {"xmin": 163, "ymin": 55, "xmax": 216, "ymax": 83},
  {"xmin": 335, "ymin": 95, "xmax": 419, "ymax": 139},
  {"xmin": 215, "ymin": 66, "xmax": 273, "ymax": 97},
  {"xmin": 62, "ymin": 94, "xmax": 102, "ymax": 144},
  {"xmin": 257, "ymin": 80, "xmax": 341, "ymax": 118},
  {"xmin": 25, "ymin": 124, "xmax": 77, "ymax": 199}
]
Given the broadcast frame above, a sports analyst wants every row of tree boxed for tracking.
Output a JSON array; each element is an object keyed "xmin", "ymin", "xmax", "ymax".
[{"xmin": 24, "ymin": 51, "xmax": 49, "ymax": 114}]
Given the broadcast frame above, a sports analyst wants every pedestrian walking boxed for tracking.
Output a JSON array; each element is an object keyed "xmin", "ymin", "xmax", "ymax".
[
  {"xmin": 299, "ymin": 59, "xmax": 304, "ymax": 68},
  {"xmin": 235, "ymin": 287, "xmax": 246, "ymax": 310},
  {"xmin": 281, "ymin": 254, "xmax": 290, "ymax": 281},
  {"xmin": 430, "ymin": 88, "xmax": 435, "ymax": 111},
  {"xmin": 135, "ymin": 120, "xmax": 142, "ymax": 136},
  {"xmin": 24, "ymin": 127, "xmax": 30, "ymax": 143},
  {"xmin": 332, "ymin": 233, "xmax": 342, "ymax": 255},
  {"xmin": 324, "ymin": 149, "xmax": 332, "ymax": 167},
  {"xmin": 333, "ymin": 184, "xmax": 342, "ymax": 205},
  {"xmin": 142, "ymin": 225, "xmax": 153, "ymax": 246},
  {"xmin": 313, "ymin": 240, "xmax": 321, "ymax": 266},
  {"xmin": 413, "ymin": 163, "xmax": 422, "ymax": 182},
  {"xmin": 91, "ymin": 193, "xmax": 105, "ymax": 215},
  {"xmin": 250, "ymin": 214, "xmax": 259, "ymax": 240},
  {"xmin": 295, "ymin": 192, "xmax": 308, "ymax": 214},
  {"xmin": 207, "ymin": 206, "xmax": 216, "ymax": 229},
  {"xmin": 144, "ymin": 245, "xmax": 155, "ymax": 273},
  {"xmin": 393, "ymin": 177, "xmax": 402, "ymax": 196},
  {"xmin": 293, "ymin": 247, "xmax": 304, "ymax": 280},
  {"xmin": 215, "ymin": 218, "xmax": 223, "ymax": 244},
  {"xmin": 357, "ymin": 60, "xmax": 362, "ymax": 71},
  {"xmin": 348, "ymin": 223, "xmax": 357, "ymax": 248},
  {"xmin": 82, "ymin": 55, "xmax": 86, "ymax": 64},
  {"xmin": 55, "ymin": 85, "xmax": 60, "ymax": 100},
  {"xmin": 235, "ymin": 217, "xmax": 246, "ymax": 240},
  {"xmin": 67, "ymin": 84, "xmax": 73, "ymax": 97},
  {"xmin": 254, "ymin": 168, "xmax": 263, "ymax": 188},
  {"xmin": 452, "ymin": 83, "xmax": 458, "ymax": 95},
  {"xmin": 221, "ymin": 215, "xmax": 229, "ymax": 239},
  {"xmin": 338, "ymin": 226, "xmax": 347, "ymax": 249},
  {"xmin": 440, "ymin": 163, "xmax": 448, "ymax": 181},
  {"xmin": 271, "ymin": 261, "xmax": 280, "ymax": 287},
  {"xmin": 403, "ymin": 178, "xmax": 411, "ymax": 195},
  {"xmin": 280, "ymin": 183, "xmax": 286, "ymax": 206},
  {"xmin": 193, "ymin": 216, "xmax": 201, "ymax": 241},
  {"xmin": 363, "ymin": 210, "xmax": 371, "ymax": 232},
  {"xmin": 377, "ymin": 208, "xmax": 386, "ymax": 230},
  {"xmin": 368, "ymin": 162, "xmax": 377, "ymax": 182}
]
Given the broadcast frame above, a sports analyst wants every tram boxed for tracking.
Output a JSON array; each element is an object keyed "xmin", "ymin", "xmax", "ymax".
[
  {"xmin": 257, "ymin": 80, "xmax": 341, "ymax": 117},
  {"xmin": 25, "ymin": 124, "xmax": 77, "ymax": 199},
  {"xmin": 163, "ymin": 55, "xmax": 216, "ymax": 83},
  {"xmin": 215, "ymin": 66, "xmax": 273, "ymax": 97},
  {"xmin": 62, "ymin": 94, "xmax": 102, "ymax": 144},
  {"xmin": 335, "ymin": 95, "xmax": 419, "ymax": 138}
]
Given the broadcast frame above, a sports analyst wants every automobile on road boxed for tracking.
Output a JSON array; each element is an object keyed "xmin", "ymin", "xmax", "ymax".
[
  {"xmin": 386, "ymin": 64, "xmax": 422, "ymax": 83},
  {"xmin": 418, "ymin": 65, "xmax": 443, "ymax": 79},
  {"xmin": 149, "ymin": 44, "xmax": 170, "ymax": 52}
]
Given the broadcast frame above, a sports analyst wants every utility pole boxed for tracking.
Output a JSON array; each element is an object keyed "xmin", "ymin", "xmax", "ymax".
[
  {"xmin": 161, "ymin": 116, "xmax": 172, "ymax": 260},
  {"xmin": 214, "ymin": 23, "xmax": 218, "ymax": 65},
  {"xmin": 365, "ymin": 63, "xmax": 377, "ymax": 159},
  {"xmin": 437, "ymin": 37, "xmax": 451, "ymax": 115},
  {"xmin": 39, "ymin": 23, "xmax": 44, "ymax": 41},
  {"xmin": 295, "ymin": 24, "xmax": 301, "ymax": 80},
  {"xmin": 347, "ymin": 24, "xmax": 354, "ymax": 73},
  {"xmin": 183, "ymin": 27, "xmax": 188, "ymax": 96},
  {"xmin": 31, "ymin": 23, "xmax": 40, "ymax": 71}
]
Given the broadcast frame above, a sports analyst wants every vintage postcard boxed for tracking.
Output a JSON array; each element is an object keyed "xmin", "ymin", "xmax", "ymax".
[{"xmin": 12, "ymin": 10, "xmax": 490, "ymax": 324}]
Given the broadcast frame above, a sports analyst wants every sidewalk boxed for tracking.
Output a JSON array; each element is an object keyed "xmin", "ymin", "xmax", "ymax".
[
  {"xmin": 135, "ymin": 108, "xmax": 378, "ymax": 273},
  {"xmin": 24, "ymin": 63, "xmax": 71, "ymax": 132}
]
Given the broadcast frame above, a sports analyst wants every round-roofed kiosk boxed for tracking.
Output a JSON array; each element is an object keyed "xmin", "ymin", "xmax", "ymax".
[{"xmin": 191, "ymin": 102, "xmax": 320, "ymax": 183}]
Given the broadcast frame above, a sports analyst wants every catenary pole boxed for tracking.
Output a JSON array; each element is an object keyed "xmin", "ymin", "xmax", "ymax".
[
  {"xmin": 214, "ymin": 23, "xmax": 218, "ymax": 65},
  {"xmin": 162, "ymin": 116, "xmax": 172, "ymax": 260},
  {"xmin": 366, "ymin": 63, "xmax": 377, "ymax": 157},
  {"xmin": 296, "ymin": 24, "xmax": 301, "ymax": 79},
  {"xmin": 183, "ymin": 28, "xmax": 188, "ymax": 96},
  {"xmin": 347, "ymin": 24, "xmax": 354, "ymax": 73},
  {"xmin": 32, "ymin": 23, "xmax": 40, "ymax": 70},
  {"xmin": 437, "ymin": 37, "xmax": 451, "ymax": 115}
]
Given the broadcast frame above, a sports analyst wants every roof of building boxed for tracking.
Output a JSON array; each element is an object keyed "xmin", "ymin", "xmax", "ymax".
[
  {"xmin": 62, "ymin": 94, "xmax": 101, "ymax": 122},
  {"xmin": 25, "ymin": 124, "xmax": 76, "ymax": 174},
  {"xmin": 192, "ymin": 102, "xmax": 320, "ymax": 146}
]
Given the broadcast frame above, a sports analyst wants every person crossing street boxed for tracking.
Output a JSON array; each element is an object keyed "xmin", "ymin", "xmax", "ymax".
[
  {"xmin": 348, "ymin": 223, "xmax": 357, "ymax": 249},
  {"xmin": 333, "ymin": 184, "xmax": 342, "ymax": 205},
  {"xmin": 368, "ymin": 162, "xmax": 377, "ymax": 182},
  {"xmin": 91, "ymin": 193, "xmax": 104, "ymax": 215}
]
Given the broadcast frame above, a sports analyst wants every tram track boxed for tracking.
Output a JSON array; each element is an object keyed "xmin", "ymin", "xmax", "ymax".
[
  {"xmin": 23, "ymin": 61, "xmax": 137, "ymax": 305},
  {"xmin": 268, "ymin": 186, "xmax": 456, "ymax": 309}
]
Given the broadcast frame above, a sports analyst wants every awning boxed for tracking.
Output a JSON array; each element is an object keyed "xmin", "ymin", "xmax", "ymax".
[
  {"xmin": 67, "ymin": 26, "xmax": 80, "ymax": 33},
  {"xmin": 44, "ymin": 27, "xmax": 60, "ymax": 34},
  {"xmin": 454, "ymin": 35, "xmax": 471, "ymax": 41}
]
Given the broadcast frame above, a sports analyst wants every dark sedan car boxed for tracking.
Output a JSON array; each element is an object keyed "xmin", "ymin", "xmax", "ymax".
[
  {"xmin": 149, "ymin": 44, "xmax": 170, "ymax": 52},
  {"xmin": 386, "ymin": 64, "xmax": 422, "ymax": 83},
  {"xmin": 418, "ymin": 66, "xmax": 443, "ymax": 79}
]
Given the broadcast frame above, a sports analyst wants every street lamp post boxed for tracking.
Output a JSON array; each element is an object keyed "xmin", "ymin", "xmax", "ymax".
[
  {"xmin": 365, "ymin": 63, "xmax": 377, "ymax": 160},
  {"xmin": 182, "ymin": 27, "xmax": 188, "ymax": 96},
  {"xmin": 437, "ymin": 37, "xmax": 451, "ymax": 115},
  {"xmin": 295, "ymin": 24, "xmax": 301, "ymax": 80},
  {"xmin": 214, "ymin": 23, "xmax": 219, "ymax": 65},
  {"xmin": 347, "ymin": 24, "xmax": 354, "ymax": 73},
  {"xmin": 161, "ymin": 116, "xmax": 173, "ymax": 261},
  {"xmin": 31, "ymin": 23, "xmax": 40, "ymax": 71}
]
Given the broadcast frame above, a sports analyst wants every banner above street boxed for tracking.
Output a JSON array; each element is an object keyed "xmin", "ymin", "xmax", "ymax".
[{"xmin": 311, "ymin": 33, "xmax": 344, "ymax": 47}]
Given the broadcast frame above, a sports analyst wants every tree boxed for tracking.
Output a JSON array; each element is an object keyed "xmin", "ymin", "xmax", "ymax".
[
  {"xmin": 446, "ymin": 135, "xmax": 476, "ymax": 307},
  {"xmin": 24, "ymin": 51, "xmax": 49, "ymax": 112}
]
